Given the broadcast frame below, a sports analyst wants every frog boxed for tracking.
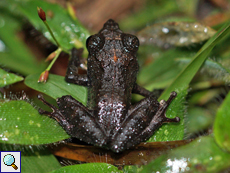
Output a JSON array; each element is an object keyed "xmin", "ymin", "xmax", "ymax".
[{"xmin": 38, "ymin": 19, "xmax": 180, "ymax": 153}]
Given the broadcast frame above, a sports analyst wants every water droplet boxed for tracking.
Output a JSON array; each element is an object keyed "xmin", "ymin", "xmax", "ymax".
[
  {"xmin": 204, "ymin": 27, "xmax": 208, "ymax": 33},
  {"xmin": 29, "ymin": 120, "xmax": 34, "ymax": 125},
  {"xmin": 2, "ymin": 137, "xmax": 8, "ymax": 141},
  {"xmin": 0, "ymin": 40, "xmax": 6, "ymax": 52},
  {"xmin": 162, "ymin": 27, "xmax": 169, "ymax": 34}
]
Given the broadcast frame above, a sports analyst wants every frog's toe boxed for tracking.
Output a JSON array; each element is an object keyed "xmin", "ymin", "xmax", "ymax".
[
  {"xmin": 38, "ymin": 108, "xmax": 50, "ymax": 115},
  {"xmin": 37, "ymin": 94, "xmax": 58, "ymax": 112},
  {"xmin": 163, "ymin": 116, "xmax": 180, "ymax": 123}
]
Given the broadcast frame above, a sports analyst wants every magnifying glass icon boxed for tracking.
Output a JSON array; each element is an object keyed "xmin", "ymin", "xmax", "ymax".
[{"xmin": 3, "ymin": 154, "xmax": 18, "ymax": 170}]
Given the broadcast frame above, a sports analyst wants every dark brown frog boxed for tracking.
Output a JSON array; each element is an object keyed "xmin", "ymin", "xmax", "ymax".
[{"xmin": 38, "ymin": 19, "xmax": 180, "ymax": 153}]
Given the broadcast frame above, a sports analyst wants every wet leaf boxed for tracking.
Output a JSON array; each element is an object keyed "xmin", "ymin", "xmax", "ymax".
[
  {"xmin": 1, "ymin": 0, "xmax": 90, "ymax": 55},
  {"xmin": 0, "ymin": 100, "xmax": 69, "ymax": 145},
  {"xmin": 176, "ymin": 58, "xmax": 230, "ymax": 82},
  {"xmin": 50, "ymin": 163, "xmax": 122, "ymax": 173},
  {"xmin": 153, "ymin": 21, "xmax": 230, "ymax": 143},
  {"xmin": 148, "ymin": 88, "xmax": 186, "ymax": 142},
  {"xmin": 185, "ymin": 107, "xmax": 214, "ymax": 137},
  {"xmin": 0, "ymin": 10, "xmax": 46, "ymax": 75},
  {"xmin": 160, "ymin": 20, "xmax": 230, "ymax": 101},
  {"xmin": 21, "ymin": 149, "xmax": 61, "ymax": 173},
  {"xmin": 24, "ymin": 73, "xmax": 87, "ymax": 105},
  {"xmin": 137, "ymin": 22, "xmax": 216, "ymax": 48},
  {"xmin": 141, "ymin": 136, "xmax": 230, "ymax": 173},
  {"xmin": 0, "ymin": 68, "xmax": 24, "ymax": 87},
  {"xmin": 214, "ymin": 91, "xmax": 230, "ymax": 152},
  {"xmin": 0, "ymin": 144, "xmax": 61, "ymax": 173},
  {"xmin": 137, "ymin": 49, "xmax": 190, "ymax": 88}
]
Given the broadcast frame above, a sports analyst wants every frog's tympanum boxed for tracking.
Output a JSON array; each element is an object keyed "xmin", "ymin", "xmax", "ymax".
[{"xmin": 38, "ymin": 19, "xmax": 180, "ymax": 153}]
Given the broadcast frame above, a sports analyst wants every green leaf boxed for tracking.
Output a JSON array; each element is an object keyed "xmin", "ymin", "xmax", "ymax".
[
  {"xmin": 148, "ymin": 88, "xmax": 186, "ymax": 142},
  {"xmin": 50, "ymin": 163, "xmax": 122, "ymax": 173},
  {"xmin": 0, "ymin": 100, "xmax": 69, "ymax": 145},
  {"xmin": 21, "ymin": 148, "xmax": 61, "ymax": 173},
  {"xmin": 0, "ymin": 68, "xmax": 24, "ymax": 87},
  {"xmin": 214, "ymin": 91, "xmax": 230, "ymax": 152},
  {"xmin": 176, "ymin": 58, "xmax": 230, "ymax": 82},
  {"xmin": 0, "ymin": 10, "xmax": 46, "ymax": 75},
  {"xmin": 186, "ymin": 107, "xmax": 214, "ymax": 136},
  {"xmin": 24, "ymin": 73, "xmax": 87, "ymax": 105},
  {"xmin": 137, "ymin": 22, "xmax": 216, "ymax": 48},
  {"xmin": 137, "ymin": 49, "xmax": 189, "ymax": 88},
  {"xmin": 160, "ymin": 20, "xmax": 230, "ymax": 100},
  {"xmin": 0, "ymin": 144, "xmax": 61, "ymax": 173},
  {"xmin": 142, "ymin": 136, "xmax": 230, "ymax": 173},
  {"xmin": 150, "ymin": 21, "xmax": 230, "ymax": 142},
  {"xmin": 123, "ymin": 165, "xmax": 143, "ymax": 173},
  {"xmin": 5, "ymin": 0, "xmax": 90, "ymax": 55}
]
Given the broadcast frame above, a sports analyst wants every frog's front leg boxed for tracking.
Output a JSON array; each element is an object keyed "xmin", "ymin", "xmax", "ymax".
[
  {"xmin": 132, "ymin": 83, "xmax": 154, "ymax": 98},
  {"xmin": 37, "ymin": 94, "xmax": 107, "ymax": 146},
  {"xmin": 65, "ymin": 48, "xmax": 88, "ymax": 86},
  {"xmin": 110, "ymin": 92, "xmax": 180, "ymax": 153}
]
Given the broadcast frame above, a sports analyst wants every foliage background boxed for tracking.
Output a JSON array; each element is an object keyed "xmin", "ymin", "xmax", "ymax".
[{"xmin": 1, "ymin": 0, "xmax": 230, "ymax": 172}]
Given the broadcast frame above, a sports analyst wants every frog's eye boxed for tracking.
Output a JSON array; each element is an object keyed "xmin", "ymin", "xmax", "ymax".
[
  {"xmin": 86, "ymin": 35, "xmax": 105, "ymax": 54},
  {"xmin": 122, "ymin": 34, "xmax": 139, "ymax": 52}
]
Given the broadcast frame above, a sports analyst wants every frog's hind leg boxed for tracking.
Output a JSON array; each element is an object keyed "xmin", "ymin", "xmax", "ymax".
[
  {"xmin": 109, "ymin": 91, "xmax": 180, "ymax": 153},
  {"xmin": 38, "ymin": 94, "xmax": 106, "ymax": 147},
  {"xmin": 38, "ymin": 94, "xmax": 68, "ymax": 124}
]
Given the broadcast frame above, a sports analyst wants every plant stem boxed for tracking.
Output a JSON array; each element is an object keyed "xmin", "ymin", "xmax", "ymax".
[
  {"xmin": 44, "ymin": 21, "xmax": 61, "ymax": 48},
  {"xmin": 46, "ymin": 47, "xmax": 62, "ymax": 71}
]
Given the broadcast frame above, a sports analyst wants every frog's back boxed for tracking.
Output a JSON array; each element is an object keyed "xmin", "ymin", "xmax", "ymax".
[{"xmin": 86, "ymin": 19, "xmax": 139, "ymax": 134}]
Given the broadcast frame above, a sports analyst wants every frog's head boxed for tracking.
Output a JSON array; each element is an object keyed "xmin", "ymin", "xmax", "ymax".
[{"xmin": 86, "ymin": 19, "xmax": 139, "ymax": 64}]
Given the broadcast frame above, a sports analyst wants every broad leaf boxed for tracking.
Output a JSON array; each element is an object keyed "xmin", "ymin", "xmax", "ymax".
[
  {"xmin": 137, "ymin": 22, "xmax": 216, "ymax": 48},
  {"xmin": 2, "ymin": 0, "xmax": 90, "ymax": 55},
  {"xmin": 142, "ymin": 136, "xmax": 230, "ymax": 173},
  {"xmin": 0, "ymin": 10, "xmax": 46, "ymax": 75},
  {"xmin": 21, "ymin": 148, "xmax": 61, "ymax": 173},
  {"xmin": 50, "ymin": 163, "xmax": 122, "ymax": 173},
  {"xmin": 0, "ymin": 68, "xmax": 24, "ymax": 87},
  {"xmin": 214, "ymin": 91, "xmax": 230, "ymax": 152},
  {"xmin": 0, "ymin": 144, "xmax": 61, "ymax": 173},
  {"xmin": 160, "ymin": 21, "xmax": 230, "ymax": 100},
  {"xmin": 25, "ymin": 74, "xmax": 87, "ymax": 105},
  {"xmin": 148, "ymin": 88, "xmax": 186, "ymax": 142},
  {"xmin": 0, "ymin": 100, "xmax": 69, "ymax": 145}
]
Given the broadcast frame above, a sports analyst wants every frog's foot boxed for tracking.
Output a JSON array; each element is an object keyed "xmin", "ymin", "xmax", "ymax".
[
  {"xmin": 109, "ymin": 91, "xmax": 180, "ymax": 153},
  {"xmin": 38, "ymin": 94, "xmax": 106, "ymax": 147},
  {"xmin": 157, "ymin": 91, "xmax": 180, "ymax": 123},
  {"xmin": 37, "ymin": 94, "xmax": 73, "ymax": 132},
  {"xmin": 38, "ymin": 94, "xmax": 60, "ymax": 116}
]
